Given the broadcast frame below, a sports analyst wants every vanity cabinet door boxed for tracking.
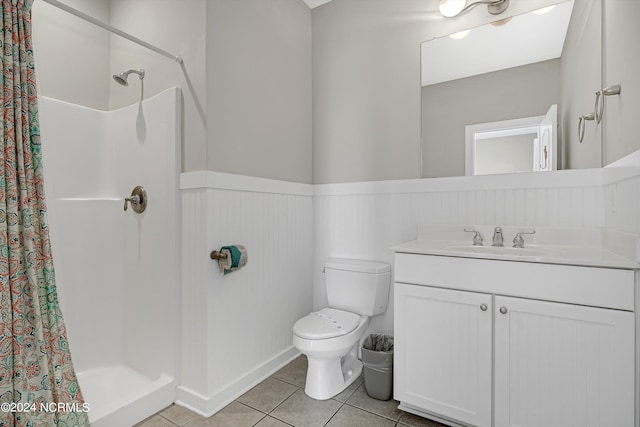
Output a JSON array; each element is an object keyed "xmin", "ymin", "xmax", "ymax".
[
  {"xmin": 494, "ymin": 295, "xmax": 634, "ymax": 427},
  {"xmin": 394, "ymin": 283, "xmax": 492, "ymax": 427}
]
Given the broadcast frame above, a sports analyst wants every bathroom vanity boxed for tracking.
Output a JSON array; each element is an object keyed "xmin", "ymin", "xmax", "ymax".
[{"xmin": 392, "ymin": 228, "xmax": 639, "ymax": 427}]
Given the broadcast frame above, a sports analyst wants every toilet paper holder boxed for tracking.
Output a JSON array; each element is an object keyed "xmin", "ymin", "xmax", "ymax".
[{"xmin": 210, "ymin": 251, "xmax": 228, "ymax": 260}]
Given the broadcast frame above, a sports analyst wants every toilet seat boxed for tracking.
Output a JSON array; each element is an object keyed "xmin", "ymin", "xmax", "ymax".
[{"xmin": 293, "ymin": 308, "xmax": 360, "ymax": 340}]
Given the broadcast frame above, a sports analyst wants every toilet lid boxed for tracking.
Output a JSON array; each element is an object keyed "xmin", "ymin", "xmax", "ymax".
[{"xmin": 293, "ymin": 308, "xmax": 360, "ymax": 340}]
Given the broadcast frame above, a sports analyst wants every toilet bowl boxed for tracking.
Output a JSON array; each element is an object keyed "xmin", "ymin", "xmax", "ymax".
[
  {"xmin": 292, "ymin": 258, "xmax": 391, "ymax": 400},
  {"xmin": 293, "ymin": 308, "xmax": 369, "ymax": 400}
]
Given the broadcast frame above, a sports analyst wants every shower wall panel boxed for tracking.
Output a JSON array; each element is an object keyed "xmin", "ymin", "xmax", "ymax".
[
  {"xmin": 108, "ymin": 90, "xmax": 181, "ymax": 382},
  {"xmin": 39, "ymin": 87, "xmax": 180, "ymax": 402},
  {"xmin": 39, "ymin": 98, "xmax": 123, "ymax": 372}
]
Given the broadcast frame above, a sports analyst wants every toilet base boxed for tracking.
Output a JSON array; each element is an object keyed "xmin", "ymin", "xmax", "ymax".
[{"xmin": 304, "ymin": 343, "xmax": 363, "ymax": 400}]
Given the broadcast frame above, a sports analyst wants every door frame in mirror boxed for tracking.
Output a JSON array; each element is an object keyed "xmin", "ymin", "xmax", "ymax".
[{"xmin": 465, "ymin": 115, "xmax": 546, "ymax": 176}]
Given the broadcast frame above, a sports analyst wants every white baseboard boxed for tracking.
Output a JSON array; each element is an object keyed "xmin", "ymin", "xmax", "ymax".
[
  {"xmin": 175, "ymin": 346, "xmax": 300, "ymax": 417},
  {"xmin": 398, "ymin": 403, "xmax": 468, "ymax": 427}
]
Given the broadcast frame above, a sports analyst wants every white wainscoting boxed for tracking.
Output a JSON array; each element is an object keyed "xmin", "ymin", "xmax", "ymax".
[
  {"xmin": 314, "ymin": 187, "xmax": 605, "ymax": 336},
  {"xmin": 603, "ymin": 154, "xmax": 640, "ymax": 258},
  {"xmin": 314, "ymin": 164, "xmax": 640, "ymax": 337},
  {"xmin": 178, "ymin": 172, "xmax": 313, "ymax": 416},
  {"xmin": 604, "ymin": 175, "xmax": 640, "ymax": 234},
  {"xmin": 178, "ymin": 160, "xmax": 640, "ymax": 416},
  {"xmin": 314, "ymin": 193, "xmax": 419, "ymax": 336}
]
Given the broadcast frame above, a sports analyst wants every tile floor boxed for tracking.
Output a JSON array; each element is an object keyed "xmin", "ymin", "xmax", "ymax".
[{"xmin": 135, "ymin": 356, "xmax": 446, "ymax": 427}]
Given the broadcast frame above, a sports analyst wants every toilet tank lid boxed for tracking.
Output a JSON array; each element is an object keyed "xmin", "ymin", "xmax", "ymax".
[{"xmin": 325, "ymin": 258, "xmax": 390, "ymax": 274}]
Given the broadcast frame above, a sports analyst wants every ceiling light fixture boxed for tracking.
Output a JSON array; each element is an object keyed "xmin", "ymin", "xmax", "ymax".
[{"xmin": 438, "ymin": 0, "xmax": 510, "ymax": 18}]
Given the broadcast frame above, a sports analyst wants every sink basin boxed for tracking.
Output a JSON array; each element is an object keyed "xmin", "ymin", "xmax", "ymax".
[{"xmin": 448, "ymin": 245, "xmax": 553, "ymax": 257}]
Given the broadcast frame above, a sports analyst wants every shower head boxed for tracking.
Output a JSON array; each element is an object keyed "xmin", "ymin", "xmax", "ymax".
[{"xmin": 113, "ymin": 69, "xmax": 145, "ymax": 86}]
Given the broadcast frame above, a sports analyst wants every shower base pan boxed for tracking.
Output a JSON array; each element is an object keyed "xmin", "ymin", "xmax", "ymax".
[{"xmin": 77, "ymin": 365, "xmax": 175, "ymax": 427}]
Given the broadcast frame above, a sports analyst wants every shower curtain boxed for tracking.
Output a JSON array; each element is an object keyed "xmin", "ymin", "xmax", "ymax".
[{"xmin": 0, "ymin": 1, "xmax": 89, "ymax": 426}]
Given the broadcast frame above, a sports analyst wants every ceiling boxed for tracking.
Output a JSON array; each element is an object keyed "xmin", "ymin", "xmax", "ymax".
[{"xmin": 303, "ymin": 0, "xmax": 334, "ymax": 9}]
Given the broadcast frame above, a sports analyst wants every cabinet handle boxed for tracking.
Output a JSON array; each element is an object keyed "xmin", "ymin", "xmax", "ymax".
[
  {"xmin": 499, "ymin": 307, "xmax": 508, "ymax": 315},
  {"xmin": 480, "ymin": 304, "xmax": 488, "ymax": 311}
]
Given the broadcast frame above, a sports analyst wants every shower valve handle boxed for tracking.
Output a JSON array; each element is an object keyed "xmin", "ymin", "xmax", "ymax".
[
  {"xmin": 123, "ymin": 195, "xmax": 140, "ymax": 211},
  {"xmin": 123, "ymin": 186, "xmax": 148, "ymax": 214}
]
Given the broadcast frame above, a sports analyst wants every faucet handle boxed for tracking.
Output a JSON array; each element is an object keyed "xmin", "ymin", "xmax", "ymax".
[
  {"xmin": 464, "ymin": 228, "xmax": 484, "ymax": 246},
  {"xmin": 513, "ymin": 230, "xmax": 536, "ymax": 248}
]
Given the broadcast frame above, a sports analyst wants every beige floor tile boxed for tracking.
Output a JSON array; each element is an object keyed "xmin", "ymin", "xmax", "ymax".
[
  {"xmin": 184, "ymin": 402, "xmax": 264, "ymax": 427},
  {"xmin": 270, "ymin": 388, "xmax": 341, "ymax": 427},
  {"xmin": 238, "ymin": 377, "xmax": 298, "ymax": 413},
  {"xmin": 326, "ymin": 404, "xmax": 395, "ymax": 427},
  {"xmin": 397, "ymin": 411, "xmax": 448, "ymax": 427},
  {"xmin": 332, "ymin": 374, "xmax": 364, "ymax": 403},
  {"xmin": 345, "ymin": 384, "xmax": 402, "ymax": 421},
  {"xmin": 272, "ymin": 355, "xmax": 308, "ymax": 387},
  {"xmin": 254, "ymin": 416, "xmax": 292, "ymax": 427},
  {"xmin": 145, "ymin": 358, "xmax": 425, "ymax": 427},
  {"xmin": 135, "ymin": 414, "xmax": 176, "ymax": 427},
  {"xmin": 159, "ymin": 404, "xmax": 201, "ymax": 426}
]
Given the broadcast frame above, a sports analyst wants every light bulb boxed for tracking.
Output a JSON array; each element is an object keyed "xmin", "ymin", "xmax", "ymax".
[{"xmin": 439, "ymin": 0, "xmax": 466, "ymax": 18}]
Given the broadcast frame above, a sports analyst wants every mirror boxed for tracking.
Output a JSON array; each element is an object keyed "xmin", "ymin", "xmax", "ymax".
[
  {"xmin": 466, "ymin": 104, "xmax": 557, "ymax": 175},
  {"xmin": 421, "ymin": 0, "xmax": 601, "ymax": 178}
]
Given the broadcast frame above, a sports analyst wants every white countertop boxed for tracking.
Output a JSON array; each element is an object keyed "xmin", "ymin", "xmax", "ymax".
[{"xmin": 391, "ymin": 238, "xmax": 640, "ymax": 269}]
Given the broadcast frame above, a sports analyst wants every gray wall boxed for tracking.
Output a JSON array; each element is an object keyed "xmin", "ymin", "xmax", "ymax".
[
  {"xmin": 32, "ymin": 0, "xmax": 208, "ymax": 172},
  {"xmin": 207, "ymin": 0, "xmax": 313, "ymax": 184},
  {"xmin": 311, "ymin": 0, "xmax": 563, "ymax": 184},
  {"xmin": 32, "ymin": 0, "xmax": 111, "ymax": 110},
  {"xmin": 109, "ymin": 0, "xmax": 208, "ymax": 173},
  {"xmin": 32, "ymin": 0, "xmax": 639, "ymax": 181},
  {"xmin": 312, "ymin": 0, "xmax": 422, "ymax": 184},
  {"xmin": 560, "ymin": 0, "xmax": 640, "ymax": 168},
  {"xmin": 33, "ymin": 0, "xmax": 311, "ymax": 178},
  {"xmin": 603, "ymin": 0, "xmax": 640, "ymax": 164},
  {"xmin": 422, "ymin": 59, "xmax": 560, "ymax": 178},
  {"xmin": 560, "ymin": 0, "xmax": 601, "ymax": 170}
]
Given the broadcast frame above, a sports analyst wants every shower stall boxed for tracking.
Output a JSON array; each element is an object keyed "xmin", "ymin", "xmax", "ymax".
[{"xmin": 38, "ymin": 88, "xmax": 181, "ymax": 427}]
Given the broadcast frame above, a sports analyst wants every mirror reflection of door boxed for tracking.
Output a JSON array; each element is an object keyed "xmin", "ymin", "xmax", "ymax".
[
  {"xmin": 538, "ymin": 104, "xmax": 557, "ymax": 171},
  {"xmin": 466, "ymin": 104, "xmax": 557, "ymax": 176}
]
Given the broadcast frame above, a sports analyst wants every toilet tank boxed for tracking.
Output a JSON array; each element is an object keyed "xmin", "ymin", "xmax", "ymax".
[{"xmin": 324, "ymin": 258, "xmax": 391, "ymax": 316}]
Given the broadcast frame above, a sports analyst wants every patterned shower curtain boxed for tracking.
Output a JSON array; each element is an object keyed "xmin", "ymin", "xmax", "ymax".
[{"xmin": 0, "ymin": 1, "xmax": 89, "ymax": 426}]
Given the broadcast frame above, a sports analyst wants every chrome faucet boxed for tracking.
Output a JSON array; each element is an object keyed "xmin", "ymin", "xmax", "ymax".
[{"xmin": 492, "ymin": 227, "xmax": 504, "ymax": 247}]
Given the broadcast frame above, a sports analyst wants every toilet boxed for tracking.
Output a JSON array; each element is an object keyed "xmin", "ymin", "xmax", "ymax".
[{"xmin": 293, "ymin": 258, "xmax": 391, "ymax": 400}]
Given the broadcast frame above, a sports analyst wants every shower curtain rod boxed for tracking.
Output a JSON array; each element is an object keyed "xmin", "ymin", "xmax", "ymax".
[{"xmin": 40, "ymin": 0, "xmax": 184, "ymax": 64}]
